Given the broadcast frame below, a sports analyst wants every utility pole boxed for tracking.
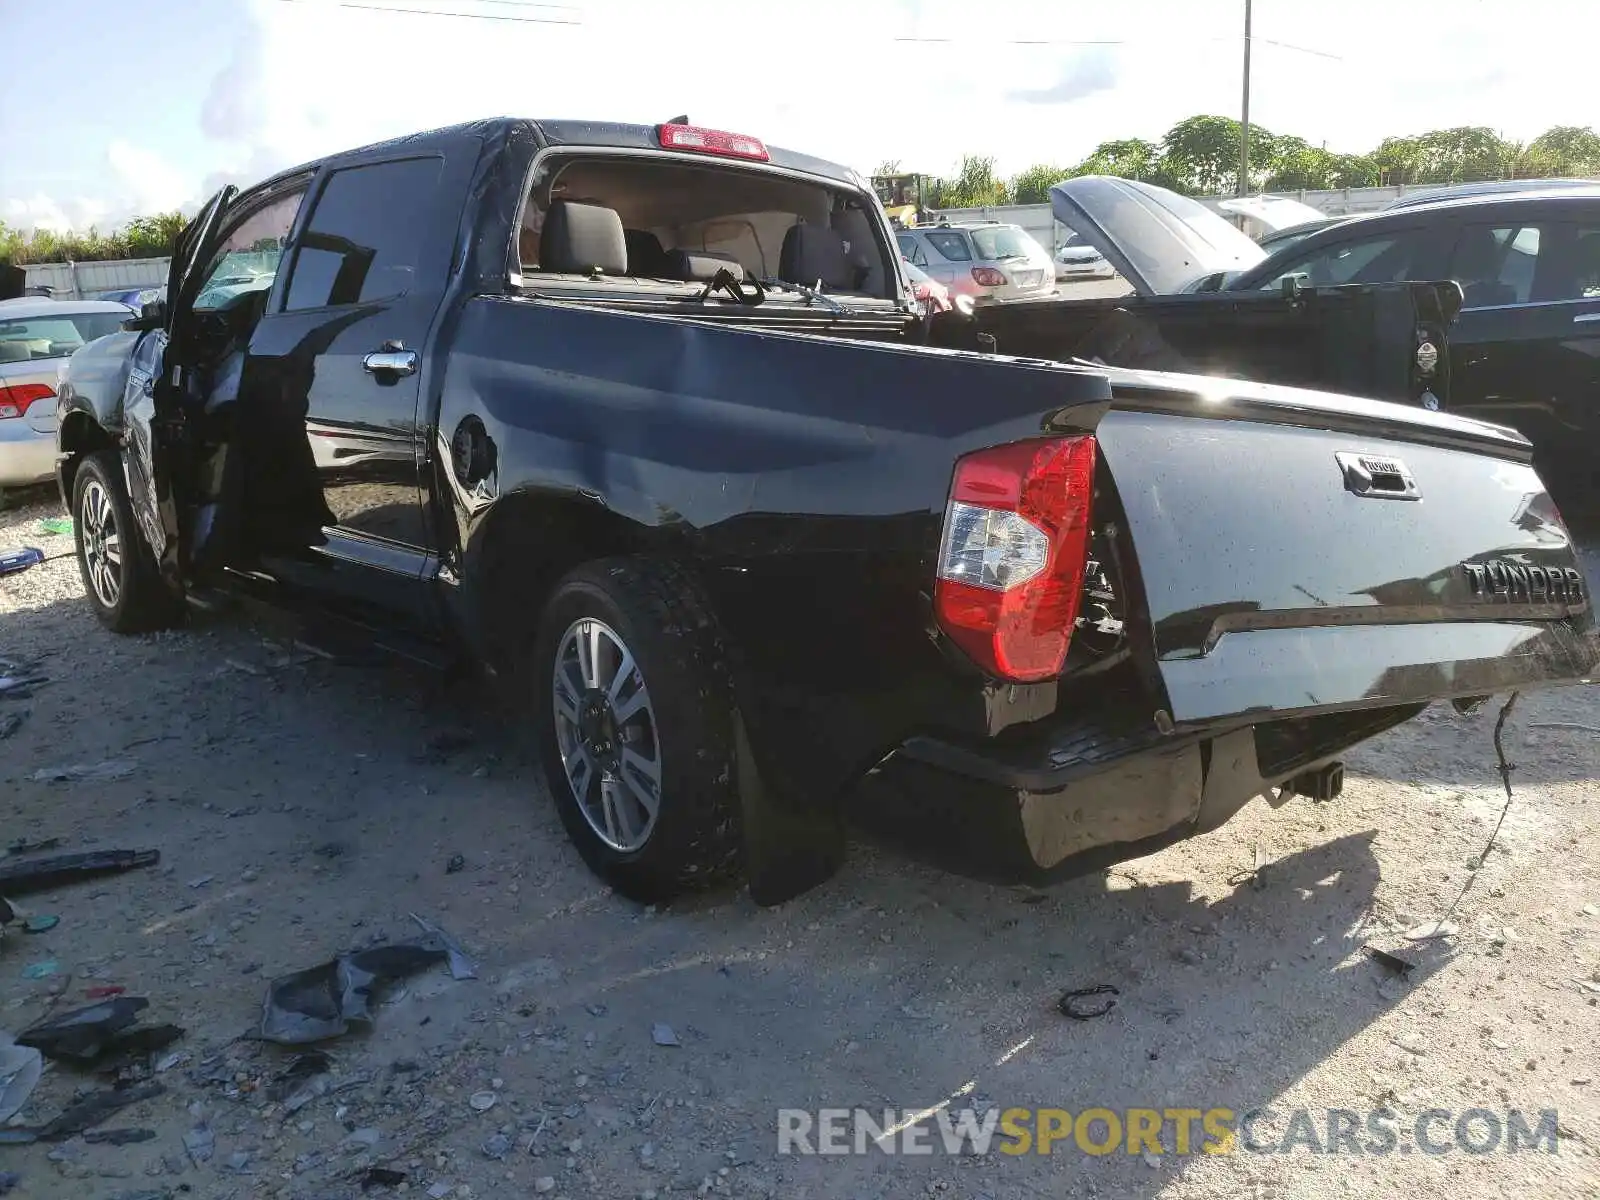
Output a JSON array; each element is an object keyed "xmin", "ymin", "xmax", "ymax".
[{"xmin": 1238, "ymin": 0, "xmax": 1252, "ymax": 196}]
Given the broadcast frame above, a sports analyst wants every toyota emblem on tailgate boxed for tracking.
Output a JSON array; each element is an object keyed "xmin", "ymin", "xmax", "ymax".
[{"xmin": 1334, "ymin": 451, "xmax": 1422, "ymax": 501}]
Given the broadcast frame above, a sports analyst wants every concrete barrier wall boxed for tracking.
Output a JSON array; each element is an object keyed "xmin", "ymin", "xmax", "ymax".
[{"xmin": 21, "ymin": 257, "xmax": 170, "ymax": 301}]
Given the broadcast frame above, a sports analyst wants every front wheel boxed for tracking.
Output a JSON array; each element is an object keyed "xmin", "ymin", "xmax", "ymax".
[
  {"xmin": 72, "ymin": 450, "xmax": 177, "ymax": 633},
  {"xmin": 531, "ymin": 557, "xmax": 742, "ymax": 902}
]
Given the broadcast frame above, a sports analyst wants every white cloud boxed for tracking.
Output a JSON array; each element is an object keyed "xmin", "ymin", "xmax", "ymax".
[{"xmin": 7, "ymin": 0, "xmax": 1600, "ymax": 231}]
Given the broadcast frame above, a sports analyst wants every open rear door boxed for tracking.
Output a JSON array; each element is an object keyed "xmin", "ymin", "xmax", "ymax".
[{"xmin": 122, "ymin": 185, "xmax": 235, "ymax": 587}]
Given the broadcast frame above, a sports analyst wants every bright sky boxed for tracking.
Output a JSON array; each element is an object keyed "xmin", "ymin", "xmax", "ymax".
[{"xmin": 0, "ymin": 0, "xmax": 1590, "ymax": 232}]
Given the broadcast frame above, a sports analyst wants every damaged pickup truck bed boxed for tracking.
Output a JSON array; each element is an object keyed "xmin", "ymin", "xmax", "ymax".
[{"xmin": 54, "ymin": 117, "xmax": 1597, "ymax": 904}]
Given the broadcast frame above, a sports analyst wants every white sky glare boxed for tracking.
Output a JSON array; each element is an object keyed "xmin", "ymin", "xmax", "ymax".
[{"xmin": 0, "ymin": 0, "xmax": 1592, "ymax": 232}]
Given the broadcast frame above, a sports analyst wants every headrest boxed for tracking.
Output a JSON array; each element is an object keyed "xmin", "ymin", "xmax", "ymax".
[
  {"xmin": 0, "ymin": 342, "xmax": 30, "ymax": 363},
  {"xmin": 540, "ymin": 201, "xmax": 628, "ymax": 275},
  {"xmin": 664, "ymin": 250, "xmax": 745, "ymax": 283},
  {"xmin": 779, "ymin": 223, "xmax": 855, "ymax": 290},
  {"xmin": 624, "ymin": 229, "xmax": 671, "ymax": 276}
]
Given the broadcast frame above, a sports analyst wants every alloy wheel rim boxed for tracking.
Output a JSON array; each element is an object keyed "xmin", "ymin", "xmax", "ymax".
[
  {"xmin": 551, "ymin": 617, "xmax": 663, "ymax": 852},
  {"xmin": 80, "ymin": 479, "xmax": 122, "ymax": 608}
]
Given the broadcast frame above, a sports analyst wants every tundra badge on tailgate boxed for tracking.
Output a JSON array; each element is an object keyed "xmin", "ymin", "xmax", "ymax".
[{"xmin": 1462, "ymin": 559, "xmax": 1587, "ymax": 604}]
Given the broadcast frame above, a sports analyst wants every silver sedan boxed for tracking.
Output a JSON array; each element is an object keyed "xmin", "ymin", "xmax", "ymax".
[{"xmin": 0, "ymin": 297, "xmax": 133, "ymax": 487}]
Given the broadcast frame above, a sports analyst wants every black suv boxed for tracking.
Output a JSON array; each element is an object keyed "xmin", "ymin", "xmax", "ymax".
[{"xmin": 1228, "ymin": 190, "xmax": 1600, "ymax": 464}]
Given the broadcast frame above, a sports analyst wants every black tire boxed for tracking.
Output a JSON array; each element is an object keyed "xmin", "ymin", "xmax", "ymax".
[
  {"xmin": 531, "ymin": 557, "xmax": 743, "ymax": 902},
  {"xmin": 72, "ymin": 450, "xmax": 178, "ymax": 634}
]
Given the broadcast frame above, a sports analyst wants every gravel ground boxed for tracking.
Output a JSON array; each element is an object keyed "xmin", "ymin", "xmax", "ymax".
[{"xmin": 1, "ymin": 479, "xmax": 1598, "ymax": 1200}]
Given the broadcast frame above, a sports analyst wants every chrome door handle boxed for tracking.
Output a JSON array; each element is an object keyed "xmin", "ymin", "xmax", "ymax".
[
  {"xmin": 1573, "ymin": 312, "xmax": 1600, "ymax": 325},
  {"xmin": 363, "ymin": 349, "xmax": 418, "ymax": 376}
]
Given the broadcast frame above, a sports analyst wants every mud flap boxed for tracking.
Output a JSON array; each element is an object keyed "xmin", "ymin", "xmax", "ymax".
[{"xmin": 733, "ymin": 714, "xmax": 845, "ymax": 907}]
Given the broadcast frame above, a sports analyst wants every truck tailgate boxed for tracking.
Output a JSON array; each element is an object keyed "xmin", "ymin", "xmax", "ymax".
[{"xmin": 1096, "ymin": 376, "xmax": 1596, "ymax": 726}]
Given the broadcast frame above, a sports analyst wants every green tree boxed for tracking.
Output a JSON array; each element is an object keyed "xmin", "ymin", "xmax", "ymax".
[
  {"xmin": 1160, "ymin": 115, "xmax": 1275, "ymax": 194},
  {"xmin": 934, "ymin": 155, "xmax": 1012, "ymax": 208},
  {"xmin": 1011, "ymin": 163, "xmax": 1070, "ymax": 204},
  {"xmin": 1527, "ymin": 125, "xmax": 1600, "ymax": 176}
]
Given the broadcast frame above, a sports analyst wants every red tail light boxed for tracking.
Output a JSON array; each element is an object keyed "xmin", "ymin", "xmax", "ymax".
[
  {"xmin": 0, "ymin": 382, "xmax": 54, "ymax": 420},
  {"xmin": 971, "ymin": 267, "xmax": 1006, "ymax": 287},
  {"xmin": 934, "ymin": 436, "xmax": 1097, "ymax": 681},
  {"xmin": 657, "ymin": 123, "xmax": 769, "ymax": 161}
]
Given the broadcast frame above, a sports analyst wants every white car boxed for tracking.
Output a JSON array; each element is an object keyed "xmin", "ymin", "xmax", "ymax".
[
  {"xmin": 1053, "ymin": 232, "xmax": 1115, "ymax": 280},
  {"xmin": 895, "ymin": 222, "xmax": 1057, "ymax": 305},
  {"xmin": 1, "ymin": 298, "xmax": 134, "ymax": 487}
]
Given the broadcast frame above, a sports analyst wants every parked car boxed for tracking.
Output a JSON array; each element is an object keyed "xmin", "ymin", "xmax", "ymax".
[
  {"xmin": 55, "ymin": 120, "xmax": 1595, "ymax": 908},
  {"xmin": 1254, "ymin": 216, "xmax": 1341, "ymax": 254},
  {"xmin": 903, "ymin": 258, "xmax": 953, "ymax": 312},
  {"xmin": 94, "ymin": 286, "xmax": 163, "ymax": 309},
  {"xmin": 1044, "ymin": 176, "xmax": 1600, "ymax": 446},
  {"xmin": 896, "ymin": 222, "xmax": 1058, "ymax": 304},
  {"xmin": 1053, "ymin": 232, "xmax": 1114, "ymax": 281},
  {"xmin": 1383, "ymin": 178, "xmax": 1600, "ymax": 212},
  {"xmin": 0, "ymin": 298, "xmax": 133, "ymax": 486}
]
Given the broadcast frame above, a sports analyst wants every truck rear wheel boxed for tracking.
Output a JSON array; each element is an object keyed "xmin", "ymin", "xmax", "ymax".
[
  {"xmin": 72, "ymin": 450, "xmax": 178, "ymax": 634},
  {"xmin": 531, "ymin": 557, "xmax": 742, "ymax": 901}
]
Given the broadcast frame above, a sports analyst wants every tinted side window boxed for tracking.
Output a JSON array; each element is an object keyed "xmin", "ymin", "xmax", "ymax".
[
  {"xmin": 194, "ymin": 187, "xmax": 307, "ymax": 312},
  {"xmin": 1448, "ymin": 224, "xmax": 1542, "ymax": 308},
  {"xmin": 1258, "ymin": 232, "xmax": 1423, "ymax": 290},
  {"xmin": 284, "ymin": 157, "xmax": 444, "ymax": 312},
  {"xmin": 896, "ymin": 233, "xmax": 928, "ymax": 267},
  {"xmin": 1546, "ymin": 224, "xmax": 1600, "ymax": 301},
  {"xmin": 924, "ymin": 231, "xmax": 972, "ymax": 262}
]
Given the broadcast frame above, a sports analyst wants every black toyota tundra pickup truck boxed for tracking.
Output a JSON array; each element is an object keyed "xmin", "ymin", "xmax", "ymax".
[{"xmin": 54, "ymin": 117, "xmax": 1596, "ymax": 905}]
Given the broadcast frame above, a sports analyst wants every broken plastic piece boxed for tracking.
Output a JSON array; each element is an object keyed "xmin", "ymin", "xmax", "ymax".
[
  {"xmin": 651, "ymin": 1022, "xmax": 681, "ymax": 1047},
  {"xmin": 83, "ymin": 1127, "xmax": 156, "ymax": 1145},
  {"xmin": 17, "ymin": 997, "xmax": 181, "ymax": 1072},
  {"xmin": 266, "ymin": 1050, "xmax": 332, "ymax": 1102},
  {"xmin": 0, "ymin": 548, "xmax": 44, "ymax": 576},
  {"xmin": 0, "ymin": 713, "xmax": 24, "ymax": 741},
  {"xmin": 35, "ymin": 1082, "xmax": 165, "ymax": 1142},
  {"xmin": 1365, "ymin": 946, "xmax": 1416, "ymax": 977},
  {"xmin": 1057, "ymin": 984, "xmax": 1120, "ymax": 1020},
  {"xmin": 21, "ymin": 961, "xmax": 57, "ymax": 980},
  {"xmin": 0, "ymin": 848, "xmax": 159, "ymax": 896},
  {"xmin": 38, "ymin": 517, "xmax": 73, "ymax": 536},
  {"xmin": 257, "ymin": 943, "xmax": 447, "ymax": 1044},
  {"xmin": 22, "ymin": 914, "xmax": 58, "ymax": 934},
  {"xmin": 0, "ymin": 1035, "xmax": 43, "ymax": 1124},
  {"xmin": 28, "ymin": 759, "xmax": 137, "ymax": 783},
  {"xmin": 409, "ymin": 912, "xmax": 478, "ymax": 981}
]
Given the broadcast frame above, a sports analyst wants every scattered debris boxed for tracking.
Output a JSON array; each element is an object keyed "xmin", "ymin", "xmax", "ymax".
[
  {"xmin": 1366, "ymin": 946, "xmax": 1416, "ymax": 978},
  {"xmin": 651, "ymin": 1022, "xmax": 681, "ymax": 1047},
  {"xmin": 408, "ymin": 912, "xmax": 478, "ymax": 981},
  {"xmin": 183, "ymin": 1122, "xmax": 215, "ymax": 1164},
  {"xmin": 1057, "ymin": 985, "xmax": 1120, "ymax": 1020},
  {"xmin": 28, "ymin": 1082, "xmax": 166, "ymax": 1142},
  {"xmin": 186, "ymin": 875, "xmax": 214, "ymax": 889},
  {"xmin": 482, "ymin": 1131, "xmax": 512, "ymax": 1159},
  {"xmin": 361, "ymin": 1167, "xmax": 409, "ymax": 1190},
  {"xmin": 21, "ymin": 961, "xmax": 57, "ymax": 980},
  {"xmin": 22, "ymin": 914, "xmax": 58, "ymax": 934},
  {"xmin": 0, "ymin": 670, "xmax": 47, "ymax": 699},
  {"xmin": 38, "ymin": 517, "xmax": 73, "ymax": 536},
  {"xmin": 85, "ymin": 985, "xmax": 127, "ymax": 1000},
  {"xmin": 0, "ymin": 547, "xmax": 44, "ymax": 576},
  {"xmin": 6, "ymin": 838, "xmax": 61, "ymax": 857},
  {"xmin": 0, "ymin": 1035, "xmax": 43, "ymax": 1124},
  {"xmin": 0, "ymin": 712, "xmax": 24, "ymax": 741},
  {"xmin": 444, "ymin": 853, "xmax": 466, "ymax": 874},
  {"xmin": 0, "ymin": 848, "xmax": 158, "ymax": 897},
  {"xmin": 1404, "ymin": 920, "xmax": 1459, "ymax": 941},
  {"xmin": 83, "ymin": 1128, "xmax": 157, "ymax": 1145},
  {"xmin": 16, "ymin": 996, "xmax": 183, "ymax": 1071},
  {"xmin": 266, "ymin": 1049, "xmax": 333, "ymax": 1102},
  {"xmin": 257, "ymin": 942, "xmax": 448, "ymax": 1044},
  {"xmin": 0, "ymin": 1170, "xmax": 17, "ymax": 1195},
  {"xmin": 224, "ymin": 657, "xmax": 266, "ymax": 676},
  {"xmin": 1528, "ymin": 721, "xmax": 1600, "ymax": 735},
  {"xmin": 27, "ymin": 759, "xmax": 138, "ymax": 784},
  {"xmin": 468, "ymin": 1090, "xmax": 497, "ymax": 1112}
]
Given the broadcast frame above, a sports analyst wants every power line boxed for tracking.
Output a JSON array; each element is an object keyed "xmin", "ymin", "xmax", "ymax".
[{"xmin": 274, "ymin": 0, "xmax": 581, "ymax": 24}]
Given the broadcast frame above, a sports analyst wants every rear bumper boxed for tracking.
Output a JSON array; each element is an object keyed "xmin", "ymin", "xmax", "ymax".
[{"xmin": 0, "ymin": 421, "xmax": 57, "ymax": 486}]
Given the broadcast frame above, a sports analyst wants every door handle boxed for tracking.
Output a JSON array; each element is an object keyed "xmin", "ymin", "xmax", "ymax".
[
  {"xmin": 1573, "ymin": 312, "xmax": 1600, "ymax": 325},
  {"xmin": 363, "ymin": 347, "xmax": 418, "ymax": 376}
]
